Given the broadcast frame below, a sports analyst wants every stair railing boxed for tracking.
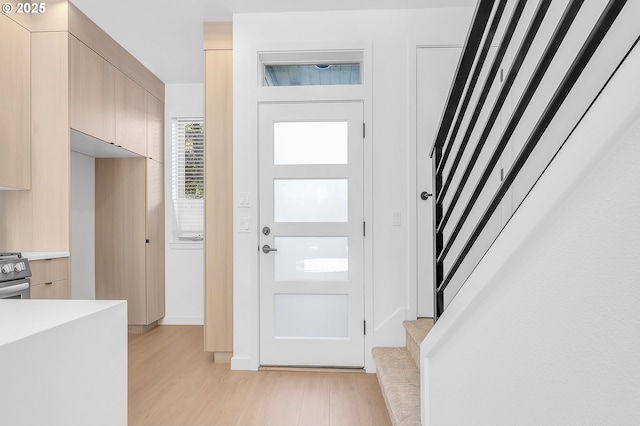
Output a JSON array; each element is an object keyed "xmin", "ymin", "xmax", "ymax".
[{"xmin": 431, "ymin": 0, "xmax": 635, "ymax": 321}]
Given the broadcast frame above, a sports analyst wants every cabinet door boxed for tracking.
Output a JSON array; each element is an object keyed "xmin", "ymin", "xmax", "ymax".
[
  {"xmin": 70, "ymin": 36, "xmax": 116, "ymax": 143},
  {"xmin": 95, "ymin": 158, "xmax": 147, "ymax": 324},
  {"xmin": 30, "ymin": 258, "xmax": 69, "ymax": 285},
  {"xmin": 146, "ymin": 94, "xmax": 164, "ymax": 163},
  {"xmin": 30, "ymin": 258, "xmax": 70, "ymax": 300},
  {"xmin": 31, "ymin": 279, "xmax": 70, "ymax": 299},
  {"xmin": 116, "ymin": 71, "xmax": 147, "ymax": 156},
  {"xmin": 0, "ymin": 13, "xmax": 30, "ymax": 190},
  {"xmin": 146, "ymin": 159, "xmax": 165, "ymax": 323}
]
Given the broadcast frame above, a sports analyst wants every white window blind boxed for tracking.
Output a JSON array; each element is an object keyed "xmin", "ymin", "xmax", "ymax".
[{"xmin": 172, "ymin": 117, "xmax": 204, "ymax": 241}]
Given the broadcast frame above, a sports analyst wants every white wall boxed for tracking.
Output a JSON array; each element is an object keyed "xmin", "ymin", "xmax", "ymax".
[
  {"xmin": 70, "ymin": 151, "xmax": 95, "ymax": 300},
  {"xmin": 421, "ymin": 40, "xmax": 640, "ymax": 425},
  {"xmin": 232, "ymin": 8, "xmax": 473, "ymax": 370},
  {"xmin": 161, "ymin": 83, "xmax": 204, "ymax": 325}
]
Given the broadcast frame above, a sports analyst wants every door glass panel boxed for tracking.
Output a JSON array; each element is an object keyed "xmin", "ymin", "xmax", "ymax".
[
  {"xmin": 274, "ymin": 179, "xmax": 348, "ymax": 222},
  {"xmin": 274, "ymin": 121, "xmax": 348, "ymax": 165},
  {"xmin": 274, "ymin": 294, "xmax": 349, "ymax": 338},
  {"xmin": 274, "ymin": 236, "xmax": 348, "ymax": 281},
  {"xmin": 264, "ymin": 64, "xmax": 361, "ymax": 87}
]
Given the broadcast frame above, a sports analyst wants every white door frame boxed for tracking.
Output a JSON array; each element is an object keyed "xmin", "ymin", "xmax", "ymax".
[{"xmin": 235, "ymin": 42, "xmax": 374, "ymax": 372}]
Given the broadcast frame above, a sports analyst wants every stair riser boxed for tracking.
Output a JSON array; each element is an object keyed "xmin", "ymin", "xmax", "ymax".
[{"xmin": 406, "ymin": 330, "xmax": 420, "ymax": 367}]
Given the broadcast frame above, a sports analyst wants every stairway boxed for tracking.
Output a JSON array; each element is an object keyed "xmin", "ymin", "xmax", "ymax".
[{"xmin": 372, "ymin": 318, "xmax": 434, "ymax": 426}]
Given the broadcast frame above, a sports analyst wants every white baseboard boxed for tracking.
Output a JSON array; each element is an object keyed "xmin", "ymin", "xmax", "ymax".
[
  {"xmin": 158, "ymin": 316, "xmax": 203, "ymax": 325},
  {"xmin": 231, "ymin": 356, "xmax": 259, "ymax": 371}
]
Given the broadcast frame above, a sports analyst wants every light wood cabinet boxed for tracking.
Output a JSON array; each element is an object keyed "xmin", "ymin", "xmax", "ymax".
[
  {"xmin": 146, "ymin": 159, "xmax": 165, "ymax": 322},
  {"xmin": 95, "ymin": 158, "xmax": 164, "ymax": 326},
  {"xmin": 204, "ymin": 23, "xmax": 233, "ymax": 359},
  {"xmin": 0, "ymin": 31, "xmax": 70, "ymax": 252},
  {"xmin": 0, "ymin": 4, "xmax": 164, "ymax": 311},
  {"xmin": 70, "ymin": 35, "xmax": 116, "ymax": 144},
  {"xmin": 31, "ymin": 279, "xmax": 70, "ymax": 299},
  {"xmin": 116, "ymin": 70, "xmax": 147, "ymax": 156},
  {"xmin": 69, "ymin": 35, "xmax": 161, "ymax": 159},
  {"xmin": 0, "ymin": 13, "xmax": 30, "ymax": 190},
  {"xmin": 146, "ymin": 93, "xmax": 164, "ymax": 163},
  {"xmin": 30, "ymin": 258, "xmax": 70, "ymax": 299}
]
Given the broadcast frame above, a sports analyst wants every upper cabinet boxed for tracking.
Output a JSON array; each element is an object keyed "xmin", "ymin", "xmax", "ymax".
[
  {"xmin": 146, "ymin": 93, "xmax": 164, "ymax": 163},
  {"xmin": 69, "ymin": 35, "xmax": 116, "ymax": 144},
  {"xmin": 0, "ymin": 14, "xmax": 30, "ymax": 190},
  {"xmin": 116, "ymin": 71, "xmax": 147, "ymax": 156},
  {"xmin": 69, "ymin": 34, "xmax": 162, "ymax": 159}
]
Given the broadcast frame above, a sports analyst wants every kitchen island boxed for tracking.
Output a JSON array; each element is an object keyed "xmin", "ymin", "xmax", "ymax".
[{"xmin": 0, "ymin": 300, "xmax": 127, "ymax": 426}]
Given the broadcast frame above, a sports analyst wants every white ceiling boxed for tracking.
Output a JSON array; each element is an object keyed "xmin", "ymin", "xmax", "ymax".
[{"xmin": 70, "ymin": 0, "xmax": 476, "ymax": 85}]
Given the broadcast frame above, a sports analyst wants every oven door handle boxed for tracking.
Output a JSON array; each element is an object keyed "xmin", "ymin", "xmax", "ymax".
[{"xmin": 0, "ymin": 282, "xmax": 29, "ymax": 295}]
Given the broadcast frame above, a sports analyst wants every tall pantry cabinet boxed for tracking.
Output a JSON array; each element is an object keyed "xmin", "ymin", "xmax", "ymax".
[
  {"xmin": 95, "ymin": 156, "xmax": 165, "ymax": 329},
  {"xmin": 203, "ymin": 23, "xmax": 233, "ymax": 362},
  {"xmin": 0, "ymin": 12, "xmax": 30, "ymax": 190}
]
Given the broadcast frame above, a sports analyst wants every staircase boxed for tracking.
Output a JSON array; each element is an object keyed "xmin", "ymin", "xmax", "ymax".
[{"xmin": 372, "ymin": 319, "xmax": 434, "ymax": 426}]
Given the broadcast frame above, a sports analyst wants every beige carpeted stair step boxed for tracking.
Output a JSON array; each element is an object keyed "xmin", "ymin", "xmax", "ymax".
[
  {"xmin": 404, "ymin": 318, "xmax": 434, "ymax": 367},
  {"xmin": 372, "ymin": 319, "xmax": 435, "ymax": 425},
  {"xmin": 372, "ymin": 347, "xmax": 421, "ymax": 426}
]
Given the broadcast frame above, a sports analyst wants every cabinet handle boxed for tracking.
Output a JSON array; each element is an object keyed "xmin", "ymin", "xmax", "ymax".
[
  {"xmin": 146, "ymin": 239, "xmax": 150, "ymax": 243},
  {"xmin": 45, "ymin": 282, "xmax": 53, "ymax": 286}
]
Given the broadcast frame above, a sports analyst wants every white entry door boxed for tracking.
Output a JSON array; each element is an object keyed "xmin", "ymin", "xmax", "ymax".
[{"xmin": 259, "ymin": 102, "xmax": 364, "ymax": 367}]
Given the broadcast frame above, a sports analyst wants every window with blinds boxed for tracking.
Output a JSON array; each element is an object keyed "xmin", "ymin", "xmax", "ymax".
[{"xmin": 172, "ymin": 117, "xmax": 204, "ymax": 241}]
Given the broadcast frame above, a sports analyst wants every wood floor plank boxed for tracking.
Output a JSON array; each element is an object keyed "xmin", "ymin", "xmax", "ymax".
[
  {"xmin": 298, "ymin": 372, "xmax": 332, "ymax": 426},
  {"xmin": 128, "ymin": 325, "xmax": 391, "ymax": 426}
]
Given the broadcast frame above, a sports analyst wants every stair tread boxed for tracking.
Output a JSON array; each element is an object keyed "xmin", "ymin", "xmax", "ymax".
[
  {"xmin": 372, "ymin": 347, "xmax": 420, "ymax": 426},
  {"xmin": 403, "ymin": 318, "xmax": 434, "ymax": 346}
]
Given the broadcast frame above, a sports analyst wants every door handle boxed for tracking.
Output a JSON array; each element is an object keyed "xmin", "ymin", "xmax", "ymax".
[
  {"xmin": 420, "ymin": 191, "xmax": 432, "ymax": 200},
  {"xmin": 262, "ymin": 244, "xmax": 278, "ymax": 254}
]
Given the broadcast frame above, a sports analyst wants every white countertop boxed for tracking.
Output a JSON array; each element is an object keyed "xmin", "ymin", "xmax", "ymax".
[
  {"xmin": 0, "ymin": 299, "xmax": 127, "ymax": 426},
  {"xmin": 20, "ymin": 251, "xmax": 70, "ymax": 261},
  {"xmin": 0, "ymin": 300, "xmax": 125, "ymax": 347}
]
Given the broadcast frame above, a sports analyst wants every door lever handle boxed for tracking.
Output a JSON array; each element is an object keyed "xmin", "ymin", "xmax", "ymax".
[{"xmin": 262, "ymin": 244, "xmax": 278, "ymax": 254}]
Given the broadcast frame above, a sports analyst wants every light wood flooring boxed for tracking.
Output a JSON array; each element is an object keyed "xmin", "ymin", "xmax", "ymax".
[{"xmin": 129, "ymin": 325, "xmax": 391, "ymax": 426}]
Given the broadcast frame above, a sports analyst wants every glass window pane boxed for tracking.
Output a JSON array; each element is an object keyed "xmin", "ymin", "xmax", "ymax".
[
  {"xmin": 274, "ymin": 237, "xmax": 348, "ymax": 282},
  {"xmin": 264, "ymin": 64, "xmax": 361, "ymax": 87},
  {"xmin": 274, "ymin": 294, "xmax": 348, "ymax": 338},
  {"xmin": 274, "ymin": 179, "xmax": 348, "ymax": 222},
  {"xmin": 274, "ymin": 122, "xmax": 347, "ymax": 165}
]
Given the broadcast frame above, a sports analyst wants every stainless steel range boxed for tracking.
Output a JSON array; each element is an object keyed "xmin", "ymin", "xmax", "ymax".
[{"xmin": 0, "ymin": 253, "xmax": 31, "ymax": 299}]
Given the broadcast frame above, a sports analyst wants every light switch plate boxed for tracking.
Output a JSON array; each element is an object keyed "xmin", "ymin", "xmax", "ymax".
[
  {"xmin": 392, "ymin": 211, "xmax": 401, "ymax": 227},
  {"xmin": 238, "ymin": 192, "xmax": 250, "ymax": 208},
  {"xmin": 238, "ymin": 218, "xmax": 250, "ymax": 233}
]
